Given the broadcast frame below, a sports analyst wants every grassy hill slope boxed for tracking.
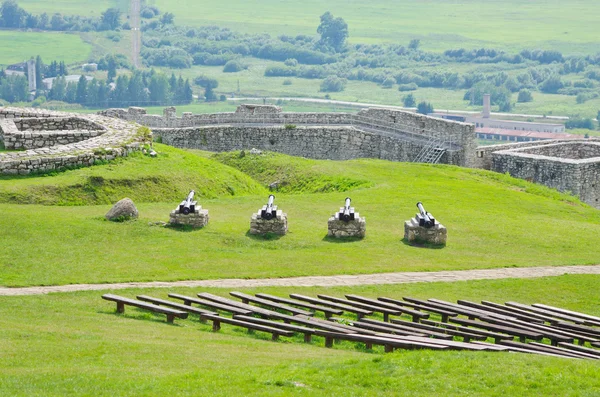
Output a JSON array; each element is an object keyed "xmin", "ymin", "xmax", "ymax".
[{"xmin": 0, "ymin": 148, "xmax": 598, "ymax": 287}]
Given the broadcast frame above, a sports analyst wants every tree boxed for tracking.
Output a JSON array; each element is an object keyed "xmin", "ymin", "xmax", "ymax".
[
  {"xmin": 101, "ymin": 8, "xmax": 121, "ymax": 30},
  {"xmin": 48, "ymin": 76, "xmax": 66, "ymax": 101},
  {"xmin": 76, "ymin": 75, "xmax": 87, "ymax": 104},
  {"xmin": 403, "ymin": 93, "xmax": 416, "ymax": 107},
  {"xmin": 319, "ymin": 75, "xmax": 346, "ymax": 92},
  {"xmin": 317, "ymin": 12, "xmax": 348, "ymax": 52},
  {"xmin": 160, "ymin": 12, "xmax": 174, "ymax": 24},
  {"xmin": 416, "ymin": 101, "xmax": 434, "ymax": 115},
  {"xmin": 540, "ymin": 75, "xmax": 564, "ymax": 94},
  {"xmin": 408, "ymin": 39, "xmax": 420, "ymax": 50},
  {"xmin": 35, "ymin": 56, "xmax": 44, "ymax": 91},
  {"xmin": 597, "ymin": 110, "xmax": 600, "ymax": 122},
  {"xmin": 107, "ymin": 56, "xmax": 117, "ymax": 82},
  {"xmin": 517, "ymin": 89, "xmax": 533, "ymax": 103},
  {"xmin": 0, "ymin": 0, "xmax": 26, "ymax": 28}
]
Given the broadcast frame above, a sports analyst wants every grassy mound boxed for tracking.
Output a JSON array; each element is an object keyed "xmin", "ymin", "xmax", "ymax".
[
  {"xmin": 0, "ymin": 144, "xmax": 267, "ymax": 205},
  {"xmin": 1, "ymin": 150, "xmax": 599, "ymax": 287},
  {"xmin": 211, "ymin": 150, "xmax": 372, "ymax": 193}
]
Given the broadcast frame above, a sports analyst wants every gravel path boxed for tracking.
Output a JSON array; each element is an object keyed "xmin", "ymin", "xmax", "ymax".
[{"xmin": 1, "ymin": 265, "xmax": 599, "ymax": 296}]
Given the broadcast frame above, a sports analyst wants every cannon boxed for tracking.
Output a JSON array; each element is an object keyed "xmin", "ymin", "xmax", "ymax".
[
  {"xmin": 416, "ymin": 201, "xmax": 435, "ymax": 228},
  {"xmin": 260, "ymin": 194, "xmax": 278, "ymax": 220},
  {"xmin": 338, "ymin": 197, "xmax": 355, "ymax": 222},
  {"xmin": 179, "ymin": 190, "xmax": 197, "ymax": 215}
]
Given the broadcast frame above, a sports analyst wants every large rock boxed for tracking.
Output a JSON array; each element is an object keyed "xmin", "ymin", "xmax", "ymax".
[{"xmin": 105, "ymin": 198, "xmax": 138, "ymax": 221}]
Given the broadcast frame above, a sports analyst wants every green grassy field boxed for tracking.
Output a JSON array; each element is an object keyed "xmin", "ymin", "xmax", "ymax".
[
  {"xmin": 2, "ymin": 275, "xmax": 600, "ymax": 396},
  {"xmin": 16, "ymin": 0, "xmax": 128, "ymax": 16},
  {"xmin": 145, "ymin": 0, "xmax": 599, "ymax": 54},
  {"xmin": 1, "ymin": 147, "xmax": 599, "ymax": 288},
  {"xmin": 0, "ymin": 31, "xmax": 92, "ymax": 67}
]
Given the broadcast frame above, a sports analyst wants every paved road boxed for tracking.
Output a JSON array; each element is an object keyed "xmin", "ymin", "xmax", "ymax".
[
  {"xmin": 130, "ymin": 0, "xmax": 141, "ymax": 68},
  {"xmin": 1, "ymin": 265, "xmax": 599, "ymax": 296}
]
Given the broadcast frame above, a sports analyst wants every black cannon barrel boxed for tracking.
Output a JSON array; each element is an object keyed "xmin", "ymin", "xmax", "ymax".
[
  {"xmin": 416, "ymin": 201, "xmax": 435, "ymax": 228},
  {"xmin": 262, "ymin": 194, "xmax": 276, "ymax": 220},
  {"xmin": 341, "ymin": 197, "xmax": 352, "ymax": 222},
  {"xmin": 182, "ymin": 190, "xmax": 195, "ymax": 215}
]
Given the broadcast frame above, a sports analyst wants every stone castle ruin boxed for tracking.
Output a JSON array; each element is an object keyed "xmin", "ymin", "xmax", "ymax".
[
  {"xmin": 0, "ymin": 107, "xmax": 147, "ymax": 175},
  {"xmin": 99, "ymin": 104, "xmax": 477, "ymax": 167}
]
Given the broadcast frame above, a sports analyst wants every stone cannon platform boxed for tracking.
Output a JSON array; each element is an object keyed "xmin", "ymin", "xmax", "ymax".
[
  {"xmin": 404, "ymin": 216, "xmax": 447, "ymax": 245},
  {"xmin": 169, "ymin": 206, "xmax": 209, "ymax": 228},
  {"xmin": 250, "ymin": 210, "xmax": 288, "ymax": 236}
]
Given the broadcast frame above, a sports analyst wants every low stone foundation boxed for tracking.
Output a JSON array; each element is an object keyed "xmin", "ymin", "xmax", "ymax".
[
  {"xmin": 404, "ymin": 217, "xmax": 447, "ymax": 245},
  {"xmin": 327, "ymin": 213, "xmax": 366, "ymax": 238},
  {"xmin": 169, "ymin": 207, "xmax": 209, "ymax": 228},
  {"xmin": 250, "ymin": 210, "xmax": 288, "ymax": 235}
]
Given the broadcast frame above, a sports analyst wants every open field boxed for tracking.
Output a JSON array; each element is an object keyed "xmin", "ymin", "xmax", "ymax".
[
  {"xmin": 147, "ymin": 0, "xmax": 599, "ymax": 54},
  {"xmin": 15, "ymin": 0, "xmax": 129, "ymax": 16},
  {"xmin": 0, "ymin": 31, "xmax": 92, "ymax": 67},
  {"xmin": 2, "ymin": 275, "xmax": 600, "ymax": 396},
  {"xmin": 1, "ymin": 147, "xmax": 599, "ymax": 287}
]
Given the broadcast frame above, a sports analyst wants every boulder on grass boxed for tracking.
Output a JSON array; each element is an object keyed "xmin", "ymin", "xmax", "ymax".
[{"xmin": 106, "ymin": 198, "xmax": 138, "ymax": 222}]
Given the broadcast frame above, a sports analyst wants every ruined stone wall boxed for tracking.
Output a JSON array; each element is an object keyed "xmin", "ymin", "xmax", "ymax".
[
  {"xmin": 154, "ymin": 125, "xmax": 461, "ymax": 164},
  {"xmin": 490, "ymin": 140, "xmax": 600, "ymax": 209},
  {"xmin": 0, "ymin": 107, "xmax": 145, "ymax": 175}
]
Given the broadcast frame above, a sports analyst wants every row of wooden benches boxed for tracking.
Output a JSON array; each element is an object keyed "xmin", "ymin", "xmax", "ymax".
[{"xmin": 101, "ymin": 291, "xmax": 600, "ymax": 360}]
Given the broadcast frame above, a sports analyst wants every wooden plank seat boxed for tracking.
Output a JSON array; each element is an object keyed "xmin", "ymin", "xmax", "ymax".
[
  {"xmin": 592, "ymin": 342, "xmax": 600, "ymax": 348},
  {"xmin": 378, "ymin": 296, "xmax": 458, "ymax": 322},
  {"xmin": 350, "ymin": 319, "xmax": 447, "ymax": 339},
  {"xmin": 255, "ymin": 293, "xmax": 344, "ymax": 318},
  {"xmin": 420, "ymin": 319, "xmax": 513, "ymax": 343},
  {"xmin": 289, "ymin": 294, "xmax": 372, "ymax": 319},
  {"xmin": 345, "ymin": 294, "xmax": 429, "ymax": 322},
  {"xmin": 551, "ymin": 321, "xmax": 600, "ymax": 338},
  {"xmin": 257, "ymin": 311, "xmax": 357, "ymax": 334},
  {"xmin": 527, "ymin": 342, "xmax": 599, "ymax": 360},
  {"xmin": 102, "ymin": 294, "xmax": 188, "ymax": 323},
  {"xmin": 496, "ymin": 340, "xmax": 586, "ymax": 360},
  {"xmin": 427, "ymin": 298, "xmax": 518, "ymax": 322},
  {"xmin": 388, "ymin": 318, "xmax": 486, "ymax": 342},
  {"xmin": 458, "ymin": 300, "xmax": 545, "ymax": 324},
  {"xmin": 557, "ymin": 342, "xmax": 600, "ymax": 358},
  {"xmin": 505, "ymin": 302, "xmax": 589, "ymax": 325},
  {"xmin": 317, "ymin": 294, "xmax": 401, "ymax": 322},
  {"xmin": 199, "ymin": 313, "xmax": 294, "ymax": 341},
  {"xmin": 402, "ymin": 297, "xmax": 495, "ymax": 322},
  {"xmin": 313, "ymin": 330, "xmax": 450, "ymax": 352},
  {"xmin": 481, "ymin": 300, "xmax": 565, "ymax": 324},
  {"xmin": 233, "ymin": 315, "xmax": 317, "ymax": 342},
  {"xmin": 449, "ymin": 317, "xmax": 544, "ymax": 342},
  {"xmin": 168, "ymin": 293, "xmax": 252, "ymax": 316},
  {"xmin": 533, "ymin": 304, "xmax": 600, "ymax": 327},
  {"xmin": 137, "ymin": 295, "xmax": 218, "ymax": 320},
  {"xmin": 480, "ymin": 316, "xmax": 584, "ymax": 346},
  {"xmin": 197, "ymin": 293, "xmax": 281, "ymax": 318},
  {"xmin": 379, "ymin": 333, "xmax": 505, "ymax": 352},
  {"xmin": 470, "ymin": 341, "xmax": 569, "ymax": 359},
  {"xmin": 229, "ymin": 291, "xmax": 313, "ymax": 316}
]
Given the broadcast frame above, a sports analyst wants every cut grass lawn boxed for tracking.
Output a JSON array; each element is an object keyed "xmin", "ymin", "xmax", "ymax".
[
  {"xmin": 0, "ymin": 31, "xmax": 92, "ymax": 67},
  {"xmin": 1, "ymin": 275, "xmax": 600, "ymax": 396},
  {"xmin": 0, "ymin": 148, "xmax": 599, "ymax": 287}
]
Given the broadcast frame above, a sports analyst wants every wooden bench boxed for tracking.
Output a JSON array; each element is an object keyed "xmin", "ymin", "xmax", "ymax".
[
  {"xmin": 420, "ymin": 319, "xmax": 513, "ymax": 343},
  {"xmin": 102, "ymin": 294, "xmax": 188, "ymax": 323},
  {"xmin": 533, "ymin": 303, "xmax": 600, "ymax": 327},
  {"xmin": 136, "ymin": 295, "xmax": 218, "ymax": 320},
  {"xmin": 480, "ymin": 316, "xmax": 579, "ymax": 346},
  {"xmin": 497, "ymin": 340, "xmax": 587, "ymax": 360},
  {"xmin": 449, "ymin": 317, "xmax": 544, "ymax": 342},
  {"xmin": 349, "ymin": 320, "xmax": 440, "ymax": 339},
  {"xmin": 255, "ymin": 293, "xmax": 344, "ymax": 318},
  {"xmin": 233, "ymin": 315, "xmax": 317, "ymax": 342},
  {"xmin": 229, "ymin": 291, "xmax": 313, "ymax": 316},
  {"xmin": 388, "ymin": 318, "xmax": 486, "ymax": 342},
  {"xmin": 505, "ymin": 302, "xmax": 588, "ymax": 325},
  {"xmin": 481, "ymin": 300, "xmax": 563, "ymax": 324},
  {"xmin": 198, "ymin": 293, "xmax": 281, "ymax": 318},
  {"xmin": 318, "ymin": 294, "xmax": 401, "ymax": 321},
  {"xmin": 427, "ymin": 298, "xmax": 518, "ymax": 322},
  {"xmin": 378, "ymin": 296, "xmax": 458, "ymax": 322},
  {"xmin": 557, "ymin": 342, "xmax": 600, "ymax": 358},
  {"xmin": 289, "ymin": 293, "xmax": 372, "ymax": 319},
  {"xmin": 313, "ymin": 330, "xmax": 450, "ymax": 352},
  {"xmin": 345, "ymin": 294, "xmax": 429, "ymax": 322},
  {"xmin": 199, "ymin": 313, "xmax": 294, "ymax": 341},
  {"xmin": 168, "ymin": 293, "xmax": 252, "ymax": 316},
  {"xmin": 458, "ymin": 300, "xmax": 545, "ymax": 324}
]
